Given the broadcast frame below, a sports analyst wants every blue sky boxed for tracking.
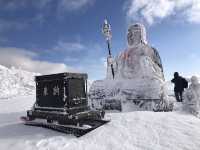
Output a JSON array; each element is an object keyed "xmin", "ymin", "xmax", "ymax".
[{"xmin": 0, "ymin": 0, "xmax": 200, "ymax": 80}]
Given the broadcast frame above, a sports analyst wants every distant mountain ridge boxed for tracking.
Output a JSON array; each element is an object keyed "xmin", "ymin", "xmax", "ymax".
[{"xmin": 0, "ymin": 65, "xmax": 39, "ymax": 99}]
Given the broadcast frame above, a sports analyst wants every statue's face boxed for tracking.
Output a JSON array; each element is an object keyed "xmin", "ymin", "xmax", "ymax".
[
  {"xmin": 127, "ymin": 25, "xmax": 142, "ymax": 46},
  {"xmin": 191, "ymin": 76, "xmax": 199, "ymax": 85}
]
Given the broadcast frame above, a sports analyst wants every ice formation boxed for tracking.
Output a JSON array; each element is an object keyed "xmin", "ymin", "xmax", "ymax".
[
  {"xmin": 0, "ymin": 65, "xmax": 38, "ymax": 99},
  {"xmin": 183, "ymin": 76, "xmax": 200, "ymax": 117},
  {"xmin": 89, "ymin": 23, "xmax": 166, "ymax": 111}
]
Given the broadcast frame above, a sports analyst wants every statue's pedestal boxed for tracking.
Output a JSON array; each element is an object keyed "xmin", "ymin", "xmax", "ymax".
[{"xmin": 89, "ymin": 77, "xmax": 164, "ymax": 111}]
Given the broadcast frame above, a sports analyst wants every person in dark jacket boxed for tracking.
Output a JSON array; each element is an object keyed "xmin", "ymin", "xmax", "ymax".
[{"xmin": 171, "ymin": 72, "xmax": 187, "ymax": 102}]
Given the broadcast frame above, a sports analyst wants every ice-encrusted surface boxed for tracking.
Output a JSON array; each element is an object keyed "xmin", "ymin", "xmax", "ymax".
[
  {"xmin": 183, "ymin": 76, "xmax": 200, "ymax": 117},
  {"xmin": 89, "ymin": 23, "xmax": 165, "ymax": 111},
  {"xmin": 0, "ymin": 65, "xmax": 38, "ymax": 99}
]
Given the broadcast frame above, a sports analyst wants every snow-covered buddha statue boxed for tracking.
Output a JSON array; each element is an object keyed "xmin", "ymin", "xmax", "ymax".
[
  {"xmin": 183, "ymin": 76, "xmax": 200, "ymax": 117},
  {"xmin": 89, "ymin": 23, "xmax": 165, "ymax": 111},
  {"xmin": 114, "ymin": 23, "xmax": 164, "ymax": 80}
]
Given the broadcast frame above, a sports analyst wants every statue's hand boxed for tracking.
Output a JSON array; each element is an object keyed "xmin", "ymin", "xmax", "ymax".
[{"xmin": 107, "ymin": 56, "xmax": 114, "ymax": 65}]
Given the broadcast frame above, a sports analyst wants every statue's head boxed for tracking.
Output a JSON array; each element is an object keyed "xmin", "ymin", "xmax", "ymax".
[
  {"xmin": 191, "ymin": 76, "xmax": 199, "ymax": 85},
  {"xmin": 127, "ymin": 23, "xmax": 147, "ymax": 47}
]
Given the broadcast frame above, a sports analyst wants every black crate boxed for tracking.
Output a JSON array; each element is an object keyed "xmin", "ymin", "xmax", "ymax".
[{"xmin": 35, "ymin": 72, "xmax": 88, "ymax": 109}]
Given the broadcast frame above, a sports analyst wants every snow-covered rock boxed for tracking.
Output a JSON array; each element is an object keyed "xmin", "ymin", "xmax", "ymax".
[
  {"xmin": 0, "ymin": 65, "xmax": 38, "ymax": 99},
  {"xmin": 183, "ymin": 76, "xmax": 200, "ymax": 117},
  {"xmin": 89, "ymin": 23, "xmax": 165, "ymax": 111}
]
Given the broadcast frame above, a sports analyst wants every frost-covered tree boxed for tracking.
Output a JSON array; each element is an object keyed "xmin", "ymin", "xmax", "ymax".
[{"xmin": 183, "ymin": 76, "xmax": 200, "ymax": 117}]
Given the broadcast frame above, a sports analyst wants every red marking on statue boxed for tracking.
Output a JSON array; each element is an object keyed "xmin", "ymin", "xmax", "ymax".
[{"xmin": 120, "ymin": 51, "xmax": 127, "ymax": 60}]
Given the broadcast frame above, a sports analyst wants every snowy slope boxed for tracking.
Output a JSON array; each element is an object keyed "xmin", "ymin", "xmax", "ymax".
[
  {"xmin": 0, "ymin": 95, "xmax": 200, "ymax": 150},
  {"xmin": 0, "ymin": 65, "xmax": 38, "ymax": 99}
]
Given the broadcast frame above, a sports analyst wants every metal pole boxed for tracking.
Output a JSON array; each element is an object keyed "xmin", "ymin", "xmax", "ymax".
[
  {"xmin": 107, "ymin": 40, "xmax": 111, "ymax": 56},
  {"xmin": 102, "ymin": 19, "xmax": 115, "ymax": 79}
]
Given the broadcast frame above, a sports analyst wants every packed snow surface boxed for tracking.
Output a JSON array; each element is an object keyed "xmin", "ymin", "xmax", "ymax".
[
  {"xmin": 1, "ymin": 95, "xmax": 200, "ymax": 150},
  {"xmin": 0, "ymin": 65, "xmax": 38, "ymax": 99}
]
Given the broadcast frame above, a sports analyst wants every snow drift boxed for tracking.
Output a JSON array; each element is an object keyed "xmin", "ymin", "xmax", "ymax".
[
  {"xmin": 0, "ymin": 65, "xmax": 38, "ymax": 99},
  {"xmin": 1, "ymin": 95, "xmax": 200, "ymax": 150}
]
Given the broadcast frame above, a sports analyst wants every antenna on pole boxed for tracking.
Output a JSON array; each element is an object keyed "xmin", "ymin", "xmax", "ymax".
[{"xmin": 102, "ymin": 19, "xmax": 115, "ymax": 79}]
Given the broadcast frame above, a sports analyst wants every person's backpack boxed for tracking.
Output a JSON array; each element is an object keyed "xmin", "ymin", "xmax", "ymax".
[{"xmin": 182, "ymin": 78, "xmax": 188, "ymax": 88}]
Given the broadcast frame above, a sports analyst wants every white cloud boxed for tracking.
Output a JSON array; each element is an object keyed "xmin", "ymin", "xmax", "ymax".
[
  {"xmin": 125, "ymin": 0, "xmax": 200, "ymax": 25},
  {"xmin": 0, "ymin": 37, "xmax": 8, "ymax": 43},
  {"xmin": 0, "ymin": 47, "xmax": 76, "ymax": 74},
  {"xmin": 0, "ymin": 0, "xmax": 94, "ymax": 12},
  {"xmin": 0, "ymin": 0, "xmax": 95, "ymax": 27},
  {"xmin": 186, "ymin": 1, "xmax": 200, "ymax": 23},
  {"xmin": 54, "ymin": 41, "xmax": 86, "ymax": 52},
  {"xmin": 64, "ymin": 57, "xmax": 79, "ymax": 62},
  {"xmin": 58, "ymin": 0, "xmax": 95, "ymax": 11},
  {"xmin": 0, "ymin": 20, "xmax": 27, "ymax": 32}
]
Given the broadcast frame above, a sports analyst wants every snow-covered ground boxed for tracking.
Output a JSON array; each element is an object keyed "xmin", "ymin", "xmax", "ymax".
[
  {"xmin": 0, "ymin": 65, "xmax": 38, "ymax": 99},
  {"xmin": 0, "ymin": 65, "xmax": 200, "ymax": 150},
  {"xmin": 1, "ymin": 95, "xmax": 200, "ymax": 150}
]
